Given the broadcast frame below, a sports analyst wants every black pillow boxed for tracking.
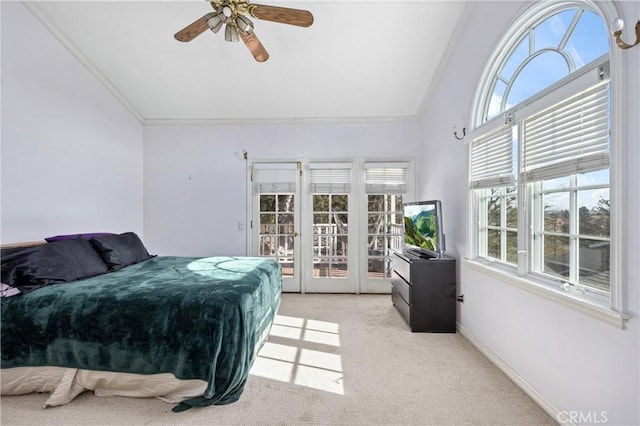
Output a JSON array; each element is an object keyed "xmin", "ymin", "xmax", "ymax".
[
  {"xmin": 1, "ymin": 245, "xmax": 42, "ymax": 286},
  {"xmin": 90, "ymin": 232, "xmax": 153, "ymax": 271},
  {"xmin": 0, "ymin": 239, "xmax": 109, "ymax": 294}
]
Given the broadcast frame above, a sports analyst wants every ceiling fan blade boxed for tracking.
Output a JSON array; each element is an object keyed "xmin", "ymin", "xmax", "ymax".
[
  {"xmin": 174, "ymin": 13, "xmax": 216, "ymax": 42},
  {"xmin": 248, "ymin": 4, "xmax": 314, "ymax": 27},
  {"xmin": 241, "ymin": 30, "xmax": 269, "ymax": 62}
]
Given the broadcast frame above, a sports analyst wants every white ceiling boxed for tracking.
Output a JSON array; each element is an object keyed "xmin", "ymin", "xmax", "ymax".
[{"xmin": 27, "ymin": 1, "xmax": 468, "ymax": 123}]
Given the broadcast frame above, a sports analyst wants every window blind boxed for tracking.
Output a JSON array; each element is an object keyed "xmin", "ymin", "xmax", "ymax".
[
  {"xmin": 470, "ymin": 125, "xmax": 515, "ymax": 189},
  {"xmin": 523, "ymin": 81, "xmax": 610, "ymax": 181},
  {"xmin": 309, "ymin": 163, "xmax": 351, "ymax": 193},
  {"xmin": 252, "ymin": 163, "xmax": 297, "ymax": 194},
  {"xmin": 364, "ymin": 162, "xmax": 408, "ymax": 194}
]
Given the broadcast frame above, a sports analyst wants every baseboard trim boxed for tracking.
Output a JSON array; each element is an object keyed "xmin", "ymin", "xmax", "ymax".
[{"xmin": 457, "ymin": 322, "xmax": 575, "ymax": 426}]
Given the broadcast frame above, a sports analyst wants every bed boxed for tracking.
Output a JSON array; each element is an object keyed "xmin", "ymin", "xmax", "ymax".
[{"xmin": 0, "ymin": 233, "xmax": 282, "ymax": 412}]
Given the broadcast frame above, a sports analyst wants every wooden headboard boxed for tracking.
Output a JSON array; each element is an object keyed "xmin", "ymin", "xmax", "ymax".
[{"xmin": 0, "ymin": 241, "xmax": 47, "ymax": 250}]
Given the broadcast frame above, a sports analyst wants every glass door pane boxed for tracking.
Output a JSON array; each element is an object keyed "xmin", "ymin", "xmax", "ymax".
[
  {"xmin": 306, "ymin": 191, "xmax": 355, "ymax": 293},
  {"xmin": 366, "ymin": 194, "xmax": 403, "ymax": 279},
  {"xmin": 258, "ymin": 194, "xmax": 296, "ymax": 277},
  {"xmin": 312, "ymin": 194, "xmax": 348, "ymax": 278},
  {"xmin": 359, "ymin": 193, "xmax": 405, "ymax": 293}
]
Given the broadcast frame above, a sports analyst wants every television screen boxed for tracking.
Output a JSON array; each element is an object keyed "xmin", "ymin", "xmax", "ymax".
[{"xmin": 403, "ymin": 200, "xmax": 445, "ymax": 258}]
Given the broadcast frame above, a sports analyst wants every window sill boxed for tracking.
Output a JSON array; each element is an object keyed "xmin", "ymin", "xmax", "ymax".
[{"xmin": 463, "ymin": 259, "xmax": 629, "ymax": 329}]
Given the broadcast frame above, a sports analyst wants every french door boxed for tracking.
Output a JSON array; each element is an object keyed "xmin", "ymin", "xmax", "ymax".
[
  {"xmin": 249, "ymin": 160, "xmax": 411, "ymax": 294},
  {"xmin": 304, "ymin": 163, "xmax": 356, "ymax": 292},
  {"xmin": 250, "ymin": 163, "xmax": 301, "ymax": 292}
]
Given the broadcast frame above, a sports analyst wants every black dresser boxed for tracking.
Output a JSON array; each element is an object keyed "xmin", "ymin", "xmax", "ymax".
[{"xmin": 391, "ymin": 251, "xmax": 456, "ymax": 332}]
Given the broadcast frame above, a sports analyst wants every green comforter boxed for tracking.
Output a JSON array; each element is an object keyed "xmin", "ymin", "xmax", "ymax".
[{"xmin": 1, "ymin": 256, "xmax": 282, "ymax": 412}]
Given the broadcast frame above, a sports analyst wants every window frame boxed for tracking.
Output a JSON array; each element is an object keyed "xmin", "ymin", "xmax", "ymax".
[
  {"xmin": 530, "ymin": 174, "xmax": 611, "ymax": 303},
  {"xmin": 466, "ymin": 0, "xmax": 627, "ymax": 328},
  {"xmin": 478, "ymin": 186, "xmax": 519, "ymax": 265}
]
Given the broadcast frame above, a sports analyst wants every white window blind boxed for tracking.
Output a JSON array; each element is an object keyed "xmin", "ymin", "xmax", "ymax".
[
  {"xmin": 252, "ymin": 163, "xmax": 297, "ymax": 193},
  {"xmin": 364, "ymin": 162, "xmax": 408, "ymax": 194},
  {"xmin": 309, "ymin": 163, "xmax": 351, "ymax": 193},
  {"xmin": 523, "ymin": 81, "xmax": 610, "ymax": 181},
  {"xmin": 470, "ymin": 125, "xmax": 515, "ymax": 189}
]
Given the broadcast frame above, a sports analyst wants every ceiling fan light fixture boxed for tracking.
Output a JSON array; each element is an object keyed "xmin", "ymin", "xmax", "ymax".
[
  {"xmin": 207, "ymin": 13, "xmax": 225, "ymax": 33},
  {"xmin": 221, "ymin": 5, "xmax": 234, "ymax": 23},
  {"xmin": 236, "ymin": 15, "xmax": 254, "ymax": 35},
  {"xmin": 225, "ymin": 23, "xmax": 240, "ymax": 42}
]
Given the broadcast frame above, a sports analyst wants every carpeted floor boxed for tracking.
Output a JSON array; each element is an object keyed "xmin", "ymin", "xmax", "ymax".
[{"xmin": 0, "ymin": 294, "xmax": 555, "ymax": 425}]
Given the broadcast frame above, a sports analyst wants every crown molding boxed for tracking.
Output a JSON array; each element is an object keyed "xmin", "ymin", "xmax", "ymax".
[{"xmin": 143, "ymin": 114, "xmax": 421, "ymax": 126}]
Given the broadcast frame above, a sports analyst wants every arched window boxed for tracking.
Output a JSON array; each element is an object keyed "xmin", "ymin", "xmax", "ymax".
[
  {"xmin": 483, "ymin": 7, "xmax": 609, "ymax": 121},
  {"xmin": 468, "ymin": 1, "xmax": 620, "ymax": 315}
]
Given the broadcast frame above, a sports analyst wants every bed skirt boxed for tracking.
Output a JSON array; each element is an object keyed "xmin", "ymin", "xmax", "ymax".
[{"xmin": 1, "ymin": 367, "xmax": 208, "ymax": 407}]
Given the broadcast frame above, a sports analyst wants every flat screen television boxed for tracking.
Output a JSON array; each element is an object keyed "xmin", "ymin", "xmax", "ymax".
[{"xmin": 402, "ymin": 200, "xmax": 446, "ymax": 258}]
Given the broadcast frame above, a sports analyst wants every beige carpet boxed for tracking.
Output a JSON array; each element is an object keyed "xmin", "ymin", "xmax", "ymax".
[{"xmin": 1, "ymin": 294, "xmax": 554, "ymax": 425}]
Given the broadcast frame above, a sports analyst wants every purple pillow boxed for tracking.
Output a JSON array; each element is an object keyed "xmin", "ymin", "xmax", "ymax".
[{"xmin": 45, "ymin": 232, "xmax": 114, "ymax": 243}]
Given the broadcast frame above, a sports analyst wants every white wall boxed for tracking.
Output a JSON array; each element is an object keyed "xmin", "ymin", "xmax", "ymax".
[
  {"xmin": 0, "ymin": 2, "xmax": 143, "ymax": 244},
  {"xmin": 418, "ymin": 1, "xmax": 640, "ymax": 424},
  {"xmin": 143, "ymin": 122, "xmax": 420, "ymax": 256}
]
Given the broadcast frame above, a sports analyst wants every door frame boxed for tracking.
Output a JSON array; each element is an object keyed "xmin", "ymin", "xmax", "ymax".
[
  {"xmin": 247, "ymin": 161, "xmax": 302, "ymax": 292},
  {"xmin": 247, "ymin": 158, "xmax": 415, "ymax": 294},
  {"xmin": 301, "ymin": 163, "xmax": 358, "ymax": 293}
]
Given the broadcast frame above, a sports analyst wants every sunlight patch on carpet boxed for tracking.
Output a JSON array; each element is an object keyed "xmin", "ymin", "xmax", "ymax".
[{"xmin": 250, "ymin": 315, "xmax": 344, "ymax": 395}]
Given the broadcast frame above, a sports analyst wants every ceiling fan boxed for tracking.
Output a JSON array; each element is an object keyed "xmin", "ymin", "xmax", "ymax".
[{"xmin": 174, "ymin": 0, "xmax": 314, "ymax": 62}]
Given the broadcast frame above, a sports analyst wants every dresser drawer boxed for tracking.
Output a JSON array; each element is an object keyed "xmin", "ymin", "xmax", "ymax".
[
  {"xmin": 391, "ymin": 273, "xmax": 411, "ymax": 305},
  {"xmin": 391, "ymin": 287, "xmax": 410, "ymax": 326},
  {"xmin": 392, "ymin": 254, "xmax": 411, "ymax": 282}
]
